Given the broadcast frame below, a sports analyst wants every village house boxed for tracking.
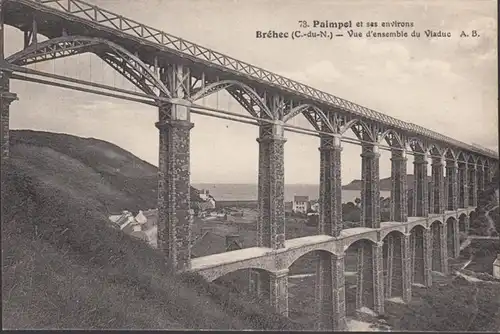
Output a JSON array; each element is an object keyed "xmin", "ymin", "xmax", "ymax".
[
  {"xmin": 310, "ymin": 200, "xmax": 319, "ymax": 212},
  {"xmin": 292, "ymin": 195, "xmax": 310, "ymax": 214},
  {"xmin": 199, "ymin": 189, "xmax": 216, "ymax": 208},
  {"xmin": 192, "ymin": 189, "xmax": 217, "ymax": 217},
  {"xmin": 108, "ymin": 209, "xmax": 158, "ymax": 248},
  {"xmin": 494, "ymin": 254, "xmax": 500, "ymax": 279}
]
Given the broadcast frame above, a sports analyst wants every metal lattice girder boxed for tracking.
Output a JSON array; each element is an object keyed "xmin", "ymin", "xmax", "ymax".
[
  {"xmin": 337, "ymin": 117, "xmax": 376, "ymax": 142},
  {"xmin": 283, "ymin": 103, "xmax": 334, "ymax": 132},
  {"xmin": 6, "ymin": 35, "xmax": 170, "ymax": 97},
  {"xmin": 190, "ymin": 80, "xmax": 273, "ymax": 120},
  {"xmin": 225, "ymin": 85, "xmax": 273, "ymax": 120},
  {"xmin": 377, "ymin": 129, "xmax": 404, "ymax": 148},
  {"xmin": 6, "ymin": 38, "xmax": 100, "ymax": 65},
  {"xmin": 4, "ymin": 0, "xmax": 499, "ymax": 159}
]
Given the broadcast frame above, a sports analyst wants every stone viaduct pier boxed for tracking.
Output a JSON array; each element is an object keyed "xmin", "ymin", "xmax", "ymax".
[{"xmin": 1, "ymin": 0, "xmax": 499, "ymax": 330}]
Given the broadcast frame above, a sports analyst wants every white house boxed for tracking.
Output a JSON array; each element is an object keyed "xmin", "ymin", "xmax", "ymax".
[
  {"xmin": 494, "ymin": 254, "xmax": 500, "ymax": 279},
  {"xmin": 199, "ymin": 189, "xmax": 216, "ymax": 209},
  {"xmin": 109, "ymin": 210, "xmax": 136, "ymax": 230},
  {"xmin": 293, "ymin": 195, "xmax": 310, "ymax": 214},
  {"xmin": 108, "ymin": 209, "xmax": 158, "ymax": 248}
]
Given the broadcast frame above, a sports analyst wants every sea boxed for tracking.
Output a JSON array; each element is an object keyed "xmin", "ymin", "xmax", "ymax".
[{"xmin": 193, "ymin": 183, "xmax": 391, "ymax": 204}]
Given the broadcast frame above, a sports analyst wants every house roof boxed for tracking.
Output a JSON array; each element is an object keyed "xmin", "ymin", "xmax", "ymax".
[
  {"xmin": 294, "ymin": 196, "xmax": 309, "ymax": 202},
  {"xmin": 191, "ymin": 231, "xmax": 242, "ymax": 258}
]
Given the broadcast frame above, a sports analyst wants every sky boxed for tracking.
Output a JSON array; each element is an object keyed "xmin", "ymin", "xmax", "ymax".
[{"xmin": 4, "ymin": 0, "xmax": 498, "ymax": 185}]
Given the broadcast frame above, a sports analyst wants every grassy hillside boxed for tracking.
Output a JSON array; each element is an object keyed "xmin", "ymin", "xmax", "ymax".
[
  {"xmin": 9, "ymin": 130, "xmax": 201, "ymax": 214},
  {"xmin": 385, "ymin": 173, "xmax": 500, "ymax": 332},
  {"xmin": 2, "ymin": 130, "xmax": 303, "ymax": 330},
  {"xmin": 386, "ymin": 276, "xmax": 500, "ymax": 332}
]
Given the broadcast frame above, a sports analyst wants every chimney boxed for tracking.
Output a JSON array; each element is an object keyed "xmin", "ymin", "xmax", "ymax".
[{"xmin": 225, "ymin": 234, "xmax": 240, "ymax": 250}]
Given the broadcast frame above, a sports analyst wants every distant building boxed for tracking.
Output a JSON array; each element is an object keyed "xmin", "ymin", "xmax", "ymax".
[
  {"xmin": 494, "ymin": 254, "xmax": 500, "ymax": 279},
  {"xmin": 108, "ymin": 209, "xmax": 158, "ymax": 248},
  {"xmin": 199, "ymin": 189, "xmax": 216, "ymax": 209},
  {"xmin": 310, "ymin": 200, "xmax": 319, "ymax": 212},
  {"xmin": 109, "ymin": 210, "xmax": 136, "ymax": 231},
  {"xmin": 293, "ymin": 195, "xmax": 310, "ymax": 213},
  {"xmin": 380, "ymin": 197, "xmax": 390, "ymax": 211}
]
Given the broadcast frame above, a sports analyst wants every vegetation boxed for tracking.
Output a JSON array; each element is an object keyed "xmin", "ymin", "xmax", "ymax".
[
  {"xmin": 470, "ymin": 169, "xmax": 500, "ymax": 236},
  {"xmin": 388, "ymin": 278, "xmax": 500, "ymax": 332},
  {"xmin": 2, "ymin": 130, "xmax": 303, "ymax": 330}
]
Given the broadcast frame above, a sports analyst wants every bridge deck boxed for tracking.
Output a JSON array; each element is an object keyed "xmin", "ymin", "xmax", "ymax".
[
  {"xmin": 191, "ymin": 234, "xmax": 334, "ymax": 270},
  {"xmin": 3, "ymin": 0, "xmax": 498, "ymax": 158},
  {"xmin": 190, "ymin": 209, "xmax": 474, "ymax": 273}
]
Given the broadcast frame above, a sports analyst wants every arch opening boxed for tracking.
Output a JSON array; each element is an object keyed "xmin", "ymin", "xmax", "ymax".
[
  {"xmin": 409, "ymin": 225, "xmax": 426, "ymax": 286},
  {"xmin": 446, "ymin": 217, "xmax": 458, "ymax": 259},
  {"xmin": 458, "ymin": 213, "xmax": 468, "ymax": 236},
  {"xmin": 287, "ymin": 250, "xmax": 336, "ymax": 327},
  {"xmin": 344, "ymin": 239, "xmax": 378, "ymax": 317},
  {"xmin": 430, "ymin": 220, "xmax": 445, "ymax": 273},
  {"xmin": 382, "ymin": 231, "xmax": 405, "ymax": 301},
  {"xmin": 213, "ymin": 267, "xmax": 264, "ymax": 295},
  {"xmin": 469, "ymin": 211, "xmax": 478, "ymax": 234}
]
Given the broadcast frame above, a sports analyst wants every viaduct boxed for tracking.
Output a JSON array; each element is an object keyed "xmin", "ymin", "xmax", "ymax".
[{"xmin": 1, "ymin": 0, "xmax": 498, "ymax": 330}]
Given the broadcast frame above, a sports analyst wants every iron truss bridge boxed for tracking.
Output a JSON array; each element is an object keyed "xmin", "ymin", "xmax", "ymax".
[{"xmin": 2, "ymin": 0, "xmax": 498, "ymax": 160}]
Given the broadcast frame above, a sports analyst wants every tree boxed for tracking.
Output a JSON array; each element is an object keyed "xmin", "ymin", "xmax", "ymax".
[{"xmin": 354, "ymin": 197, "xmax": 361, "ymax": 207}]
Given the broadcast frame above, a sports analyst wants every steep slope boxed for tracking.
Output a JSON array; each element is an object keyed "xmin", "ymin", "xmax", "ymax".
[
  {"xmin": 2, "ymin": 130, "xmax": 303, "ymax": 330},
  {"xmin": 471, "ymin": 169, "xmax": 500, "ymax": 236},
  {"xmin": 385, "ymin": 173, "xmax": 500, "ymax": 332},
  {"xmin": 9, "ymin": 130, "xmax": 201, "ymax": 214}
]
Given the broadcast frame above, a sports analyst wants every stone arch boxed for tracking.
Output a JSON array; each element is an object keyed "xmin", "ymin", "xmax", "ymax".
[
  {"xmin": 379, "ymin": 227, "xmax": 407, "ymax": 241},
  {"xmin": 6, "ymin": 35, "xmax": 170, "ymax": 98},
  {"xmin": 378, "ymin": 129, "xmax": 404, "ymax": 148},
  {"xmin": 189, "ymin": 80, "xmax": 273, "ymax": 119},
  {"xmin": 195, "ymin": 257, "xmax": 276, "ymax": 282},
  {"xmin": 381, "ymin": 230, "xmax": 406, "ymax": 300},
  {"xmin": 339, "ymin": 119, "xmax": 375, "ymax": 141},
  {"xmin": 342, "ymin": 235, "xmax": 378, "ymax": 253},
  {"xmin": 446, "ymin": 217, "xmax": 458, "ymax": 259},
  {"xmin": 284, "ymin": 246, "xmax": 337, "ymax": 271},
  {"xmin": 409, "ymin": 225, "xmax": 426, "ymax": 286}
]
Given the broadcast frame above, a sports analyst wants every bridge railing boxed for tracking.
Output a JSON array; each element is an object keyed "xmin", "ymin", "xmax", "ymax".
[{"xmin": 10, "ymin": 0, "xmax": 499, "ymax": 159}]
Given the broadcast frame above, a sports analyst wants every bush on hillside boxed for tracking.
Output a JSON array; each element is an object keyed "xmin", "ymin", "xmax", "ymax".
[{"xmin": 395, "ymin": 281, "xmax": 478, "ymax": 331}]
